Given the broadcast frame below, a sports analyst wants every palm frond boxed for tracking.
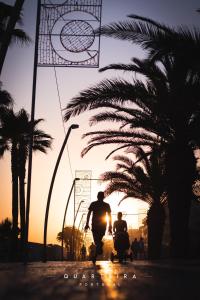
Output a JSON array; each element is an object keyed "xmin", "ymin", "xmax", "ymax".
[
  {"xmin": 83, "ymin": 129, "xmax": 159, "ymax": 144},
  {"xmin": 11, "ymin": 28, "xmax": 31, "ymax": 45},
  {"xmin": 127, "ymin": 15, "xmax": 173, "ymax": 34},
  {"xmin": 99, "ymin": 63, "xmax": 141, "ymax": 73},
  {"xmin": 81, "ymin": 139, "xmax": 153, "ymax": 157},
  {"xmin": 89, "ymin": 112, "xmax": 133, "ymax": 127},
  {"xmin": 0, "ymin": 83, "xmax": 13, "ymax": 107},
  {"xmin": 105, "ymin": 144, "xmax": 134, "ymax": 160},
  {"xmin": 64, "ymin": 78, "xmax": 155, "ymax": 121}
]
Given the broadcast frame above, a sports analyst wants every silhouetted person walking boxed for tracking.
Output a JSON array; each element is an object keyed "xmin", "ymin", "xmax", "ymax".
[
  {"xmin": 80, "ymin": 244, "xmax": 86, "ymax": 260},
  {"xmin": 113, "ymin": 212, "xmax": 128, "ymax": 233},
  {"xmin": 85, "ymin": 191, "xmax": 112, "ymax": 263},
  {"xmin": 113, "ymin": 212, "xmax": 129, "ymax": 249},
  {"xmin": 131, "ymin": 238, "xmax": 139, "ymax": 259},
  {"xmin": 138, "ymin": 237, "xmax": 145, "ymax": 259},
  {"xmin": 89, "ymin": 242, "xmax": 96, "ymax": 260},
  {"xmin": 113, "ymin": 212, "xmax": 130, "ymax": 261}
]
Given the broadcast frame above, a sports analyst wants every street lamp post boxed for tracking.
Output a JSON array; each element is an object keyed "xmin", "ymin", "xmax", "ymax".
[
  {"xmin": 61, "ymin": 177, "xmax": 80, "ymax": 261},
  {"xmin": 74, "ymin": 213, "xmax": 85, "ymax": 260},
  {"xmin": 43, "ymin": 124, "xmax": 79, "ymax": 262},
  {"xmin": 70, "ymin": 200, "xmax": 84, "ymax": 260}
]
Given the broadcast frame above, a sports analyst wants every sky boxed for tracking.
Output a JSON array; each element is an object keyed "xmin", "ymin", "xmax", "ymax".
[{"xmin": 0, "ymin": 0, "xmax": 200, "ymax": 245}]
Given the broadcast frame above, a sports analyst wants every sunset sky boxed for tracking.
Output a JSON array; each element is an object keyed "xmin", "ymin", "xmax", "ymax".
[{"xmin": 0, "ymin": 0, "xmax": 200, "ymax": 245}]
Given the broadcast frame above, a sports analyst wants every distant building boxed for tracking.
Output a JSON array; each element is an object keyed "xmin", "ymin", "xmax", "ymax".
[
  {"xmin": 138, "ymin": 208, "xmax": 148, "ymax": 228},
  {"xmin": 28, "ymin": 242, "xmax": 67, "ymax": 261}
]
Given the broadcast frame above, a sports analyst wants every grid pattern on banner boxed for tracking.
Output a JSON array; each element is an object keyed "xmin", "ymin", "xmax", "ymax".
[
  {"xmin": 75, "ymin": 170, "xmax": 92, "ymax": 213},
  {"xmin": 38, "ymin": 0, "xmax": 102, "ymax": 67}
]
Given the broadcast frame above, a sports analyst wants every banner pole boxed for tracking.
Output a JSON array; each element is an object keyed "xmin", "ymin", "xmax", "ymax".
[{"xmin": 24, "ymin": 0, "xmax": 41, "ymax": 263}]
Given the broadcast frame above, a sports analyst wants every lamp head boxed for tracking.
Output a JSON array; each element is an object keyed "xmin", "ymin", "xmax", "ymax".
[{"xmin": 71, "ymin": 124, "xmax": 79, "ymax": 129}]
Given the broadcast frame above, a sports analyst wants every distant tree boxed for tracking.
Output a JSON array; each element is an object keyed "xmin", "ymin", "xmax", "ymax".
[
  {"xmin": 57, "ymin": 226, "xmax": 84, "ymax": 259},
  {"xmin": 0, "ymin": 218, "xmax": 12, "ymax": 241}
]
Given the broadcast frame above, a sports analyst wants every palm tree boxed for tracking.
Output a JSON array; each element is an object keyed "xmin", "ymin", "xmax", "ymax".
[
  {"xmin": 98, "ymin": 14, "xmax": 200, "ymax": 256},
  {"xmin": 0, "ymin": 108, "xmax": 19, "ymax": 259},
  {"xmin": 0, "ymin": 82, "xmax": 13, "ymax": 109},
  {"xmin": 0, "ymin": 1, "xmax": 31, "ymax": 73},
  {"xmin": 64, "ymin": 56, "xmax": 200, "ymax": 258},
  {"xmin": 0, "ymin": 83, "xmax": 13, "ymax": 154},
  {"xmin": 0, "ymin": 2, "xmax": 30, "ymax": 45},
  {"xmin": 0, "ymin": 108, "xmax": 52, "ymax": 260},
  {"xmin": 57, "ymin": 226, "xmax": 84, "ymax": 259},
  {"xmin": 17, "ymin": 109, "xmax": 52, "ymax": 254},
  {"xmin": 100, "ymin": 146, "xmax": 166, "ymax": 259},
  {"xmin": 98, "ymin": 14, "xmax": 200, "ymax": 75}
]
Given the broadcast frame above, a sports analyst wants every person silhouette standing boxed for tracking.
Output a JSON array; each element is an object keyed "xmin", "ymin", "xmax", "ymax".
[
  {"xmin": 84, "ymin": 191, "xmax": 112, "ymax": 263},
  {"xmin": 113, "ymin": 212, "xmax": 128, "ymax": 234},
  {"xmin": 113, "ymin": 212, "xmax": 130, "ymax": 260}
]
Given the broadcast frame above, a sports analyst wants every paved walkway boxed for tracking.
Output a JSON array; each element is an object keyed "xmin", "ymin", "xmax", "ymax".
[{"xmin": 0, "ymin": 260, "xmax": 199, "ymax": 300}]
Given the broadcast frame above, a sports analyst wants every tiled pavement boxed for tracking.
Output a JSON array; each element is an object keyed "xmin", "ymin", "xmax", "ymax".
[{"xmin": 0, "ymin": 260, "xmax": 199, "ymax": 300}]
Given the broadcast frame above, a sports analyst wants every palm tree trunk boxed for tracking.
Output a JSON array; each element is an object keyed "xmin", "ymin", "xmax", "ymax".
[
  {"xmin": 18, "ymin": 145, "xmax": 26, "ymax": 259},
  {"xmin": 147, "ymin": 202, "xmax": 165, "ymax": 259},
  {"xmin": 11, "ymin": 142, "xmax": 19, "ymax": 261},
  {"xmin": 166, "ymin": 143, "xmax": 196, "ymax": 258}
]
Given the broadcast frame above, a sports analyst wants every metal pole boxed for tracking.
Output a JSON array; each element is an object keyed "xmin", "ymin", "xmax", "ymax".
[
  {"xmin": 77, "ymin": 213, "xmax": 86, "ymax": 239},
  {"xmin": 24, "ymin": 0, "xmax": 41, "ymax": 263},
  {"xmin": 73, "ymin": 174, "xmax": 76, "ymax": 259},
  {"xmin": 70, "ymin": 200, "xmax": 84, "ymax": 260},
  {"xmin": 74, "ymin": 178, "xmax": 76, "ymax": 235},
  {"xmin": 43, "ymin": 124, "xmax": 79, "ymax": 262},
  {"xmin": 74, "ymin": 213, "xmax": 85, "ymax": 260},
  {"xmin": 61, "ymin": 178, "xmax": 80, "ymax": 261},
  {"xmin": 0, "ymin": 0, "xmax": 25, "ymax": 75}
]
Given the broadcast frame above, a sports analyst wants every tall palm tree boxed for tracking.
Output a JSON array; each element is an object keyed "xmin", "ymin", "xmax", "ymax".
[
  {"xmin": 16, "ymin": 109, "xmax": 52, "ymax": 254},
  {"xmin": 64, "ymin": 56, "xmax": 200, "ymax": 258},
  {"xmin": 0, "ymin": 108, "xmax": 19, "ymax": 259},
  {"xmin": 98, "ymin": 15, "xmax": 200, "ymax": 256},
  {"xmin": 0, "ymin": 108, "xmax": 52, "ymax": 260},
  {"xmin": 100, "ymin": 146, "xmax": 166, "ymax": 259}
]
